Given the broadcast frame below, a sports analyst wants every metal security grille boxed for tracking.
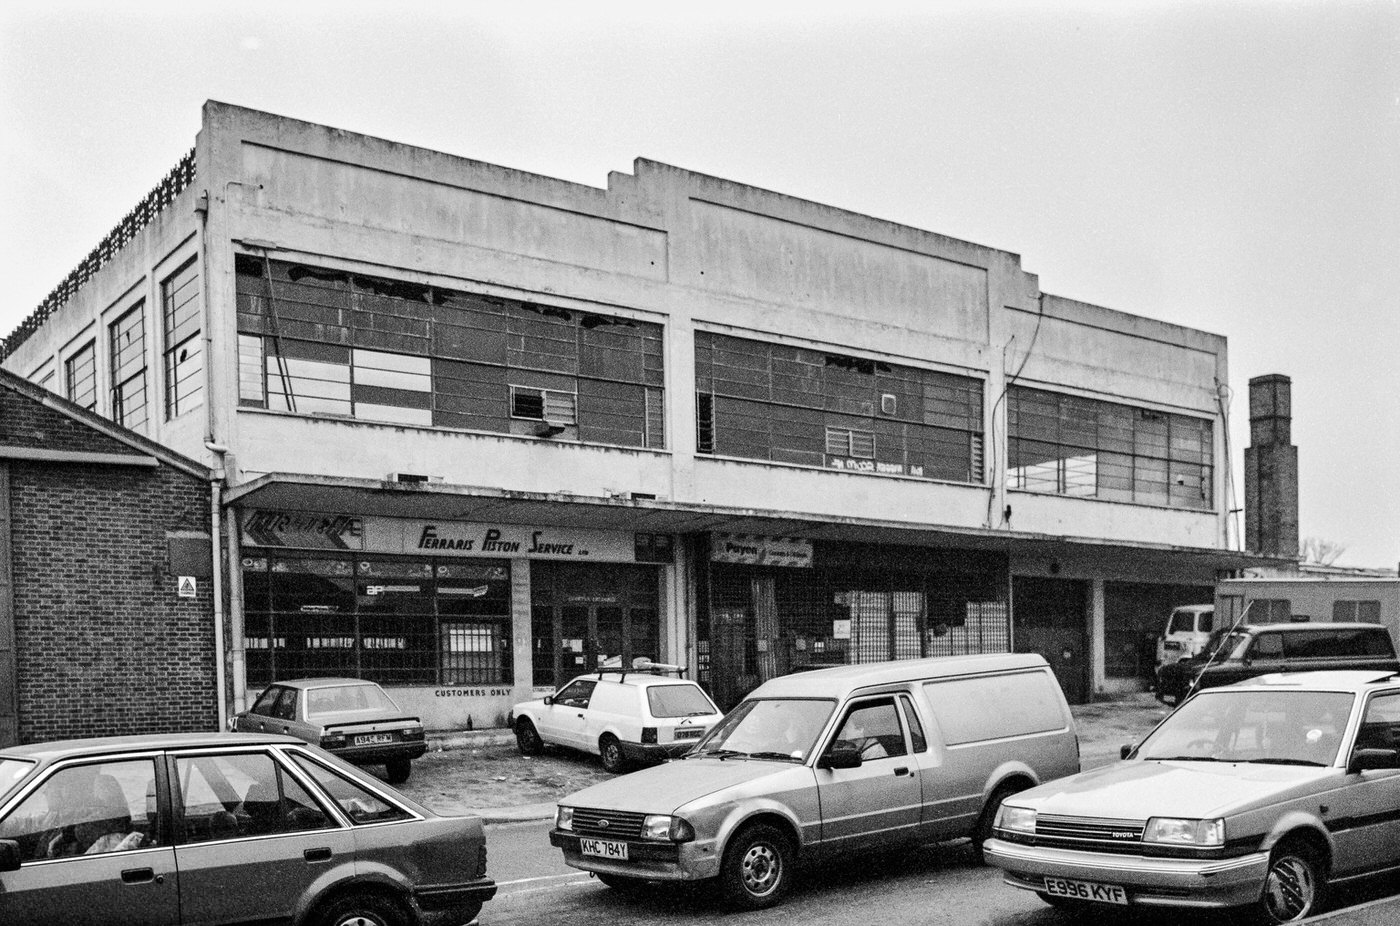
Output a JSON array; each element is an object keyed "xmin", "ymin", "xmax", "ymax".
[{"xmin": 703, "ymin": 557, "xmax": 1010, "ymax": 708}]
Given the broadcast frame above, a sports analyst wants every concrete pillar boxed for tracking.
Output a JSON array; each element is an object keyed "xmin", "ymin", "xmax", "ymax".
[{"xmin": 1090, "ymin": 579, "xmax": 1106, "ymax": 696}]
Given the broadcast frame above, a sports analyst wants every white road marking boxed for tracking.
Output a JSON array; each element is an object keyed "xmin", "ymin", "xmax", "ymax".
[{"xmin": 496, "ymin": 872, "xmax": 595, "ymax": 887}]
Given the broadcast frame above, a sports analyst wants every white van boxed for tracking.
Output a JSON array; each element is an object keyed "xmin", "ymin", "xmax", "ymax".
[
  {"xmin": 1154, "ymin": 603, "xmax": 1215, "ymax": 668},
  {"xmin": 549, "ymin": 653, "xmax": 1080, "ymax": 909}
]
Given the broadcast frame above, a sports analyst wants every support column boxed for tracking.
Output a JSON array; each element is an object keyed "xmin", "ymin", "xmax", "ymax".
[{"xmin": 1090, "ymin": 579, "xmax": 1106, "ymax": 697}]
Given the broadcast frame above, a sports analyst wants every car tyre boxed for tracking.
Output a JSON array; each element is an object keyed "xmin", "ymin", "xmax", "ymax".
[
  {"xmin": 516, "ymin": 718, "xmax": 545, "ymax": 756},
  {"xmin": 970, "ymin": 782, "xmax": 1025, "ymax": 863},
  {"xmin": 599, "ymin": 734, "xmax": 629, "ymax": 774},
  {"xmin": 385, "ymin": 757, "xmax": 411, "ymax": 784},
  {"xmin": 1255, "ymin": 840, "xmax": 1326, "ymax": 924},
  {"xmin": 719, "ymin": 823, "xmax": 794, "ymax": 911},
  {"xmin": 314, "ymin": 891, "xmax": 408, "ymax": 926}
]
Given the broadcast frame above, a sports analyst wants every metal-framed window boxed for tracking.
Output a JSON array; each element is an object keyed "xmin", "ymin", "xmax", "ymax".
[
  {"xmin": 64, "ymin": 341, "xmax": 97, "ymax": 411},
  {"xmin": 509, "ymin": 385, "xmax": 577, "ymax": 424},
  {"xmin": 161, "ymin": 257, "xmax": 202, "ymax": 419},
  {"xmin": 1006, "ymin": 386, "xmax": 1214, "ymax": 510},
  {"xmin": 109, "ymin": 303, "xmax": 147, "ymax": 432}
]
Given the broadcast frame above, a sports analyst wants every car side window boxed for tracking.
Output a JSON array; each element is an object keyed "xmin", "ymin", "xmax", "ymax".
[
  {"xmin": 1249, "ymin": 634, "xmax": 1284, "ymax": 659},
  {"xmin": 1354, "ymin": 693, "xmax": 1400, "ymax": 753},
  {"xmin": 898, "ymin": 695, "xmax": 927, "ymax": 752},
  {"xmin": 0, "ymin": 759, "xmax": 162, "ymax": 861},
  {"xmin": 177, "ymin": 752, "xmax": 332, "ymax": 843},
  {"xmin": 290, "ymin": 755, "xmax": 412, "ymax": 825},
  {"xmin": 251, "ymin": 687, "xmax": 281, "ymax": 715},
  {"xmin": 833, "ymin": 699, "xmax": 907, "ymax": 760},
  {"xmin": 555, "ymin": 679, "xmax": 597, "ymax": 708},
  {"xmin": 271, "ymin": 688, "xmax": 299, "ymax": 721}
]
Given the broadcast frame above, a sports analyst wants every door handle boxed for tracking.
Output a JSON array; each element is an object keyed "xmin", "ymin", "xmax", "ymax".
[
  {"xmin": 304, "ymin": 847, "xmax": 332, "ymax": 863},
  {"xmin": 893, "ymin": 766, "xmax": 911, "ymax": 777},
  {"xmin": 577, "ymin": 713, "xmax": 585, "ymax": 719},
  {"xmin": 121, "ymin": 867, "xmax": 155, "ymax": 884}
]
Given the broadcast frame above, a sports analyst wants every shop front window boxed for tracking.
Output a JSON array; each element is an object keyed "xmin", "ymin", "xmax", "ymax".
[{"xmin": 242, "ymin": 555, "xmax": 511, "ymax": 688}]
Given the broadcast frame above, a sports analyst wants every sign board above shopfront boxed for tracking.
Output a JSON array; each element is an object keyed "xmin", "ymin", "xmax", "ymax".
[
  {"xmin": 241, "ymin": 510, "xmax": 639, "ymax": 562},
  {"xmin": 710, "ymin": 533, "xmax": 813, "ymax": 568}
]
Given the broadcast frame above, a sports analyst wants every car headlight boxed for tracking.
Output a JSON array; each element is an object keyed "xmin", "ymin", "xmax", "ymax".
[
  {"xmin": 1143, "ymin": 817, "xmax": 1224, "ymax": 846},
  {"xmin": 995, "ymin": 804, "xmax": 1037, "ymax": 834},
  {"xmin": 641, "ymin": 814, "xmax": 695, "ymax": 842},
  {"xmin": 556, "ymin": 806, "xmax": 574, "ymax": 831}
]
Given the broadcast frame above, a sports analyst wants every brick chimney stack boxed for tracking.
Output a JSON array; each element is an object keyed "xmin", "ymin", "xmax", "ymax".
[{"xmin": 1244, "ymin": 374, "xmax": 1299, "ymax": 558}]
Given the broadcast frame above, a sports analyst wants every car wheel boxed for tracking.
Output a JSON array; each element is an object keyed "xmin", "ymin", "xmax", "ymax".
[
  {"xmin": 599, "ymin": 734, "xmax": 628, "ymax": 774},
  {"xmin": 970, "ymin": 782, "xmax": 1025, "ymax": 863},
  {"xmin": 385, "ymin": 757, "xmax": 411, "ymax": 784},
  {"xmin": 314, "ymin": 891, "xmax": 408, "ymax": 926},
  {"xmin": 1255, "ymin": 840, "xmax": 1326, "ymax": 924},
  {"xmin": 516, "ymin": 719, "xmax": 545, "ymax": 756},
  {"xmin": 719, "ymin": 823, "xmax": 794, "ymax": 910}
]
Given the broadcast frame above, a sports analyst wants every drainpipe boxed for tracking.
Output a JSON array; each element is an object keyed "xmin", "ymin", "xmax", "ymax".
[
  {"xmin": 225, "ymin": 503, "xmax": 246, "ymax": 714},
  {"xmin": 205, "ymin": 444, "xmax": 229, "ymax": 729}
]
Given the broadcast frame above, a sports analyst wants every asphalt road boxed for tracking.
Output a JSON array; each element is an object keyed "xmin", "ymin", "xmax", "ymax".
[{"xmin": 475, "ymin": 819, "xmax": 1400, "ymax": 926}]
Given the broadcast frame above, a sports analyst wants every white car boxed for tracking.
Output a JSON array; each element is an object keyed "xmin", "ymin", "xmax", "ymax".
[{"xmin": 511, "ymin": 663, "xmax": 724, "ymax": 773}]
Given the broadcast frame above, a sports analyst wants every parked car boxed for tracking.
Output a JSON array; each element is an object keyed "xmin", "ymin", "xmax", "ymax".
[
  {"xmin": 0, "ymin": 731, "xmax": 496, "ymax": 926},
  {"xmin": 984, "ymin": 669, "xmax": 1400, "ymax": 923},
  {"xmin": 549, "ymin": 653, "xmax": 1080, "ymax": 909},
  {"xmin": 1155, "ymin": 622, "xmax": 1400, "ymax": 705},
  {"xmin": 232, "ymin": 678, "xmax": 426, "ymax": 783},
  {"xmin": 1154, "ymin": 603, "xmax": 1215, "ymax": 669},
  {"xmin": 511, "ymin": 662, "xmax": 723, "ymax": 773}
]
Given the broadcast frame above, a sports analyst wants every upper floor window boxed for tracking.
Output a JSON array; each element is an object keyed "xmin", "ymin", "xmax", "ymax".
[
  {"xmin": 694, "ymin": 331, "xmax": 984, "ymax": 482},
  {"xmin": 1006, "ymin": 386, "xmax": 1214, "ymax": 510},
  {"xmin": 234, "ymin": 256, "xmax": 664, "ymax": 448},
  {"xmin": 162, "ymin": 257, "xmax": 202, "ymax": 419},
  {"xmin": 109, "ymin": 302, "xmax": 148, "ymax": 433},
  {"xmin": 64, "ymin": 341, "xmax": 97, "ymax": 411}
]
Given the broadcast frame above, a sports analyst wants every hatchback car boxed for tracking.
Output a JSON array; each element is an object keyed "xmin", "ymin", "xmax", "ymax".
[
  {"xmin": 511, "ymin": 662, "xmax": 723, "ymax": 773},
  {"xmin": 0, "ymin": 732, "xmax": 495, "ymax": 926},
  {"xmin": 984, "ymin": 670, "xmax": 1400, "ymax": 924},
  {"xmin": 550, "ymin": 653, "xmax": 1079, "ymax": 909},
  {"xmin": 233, "ymin": 678, "xmax": 426, "ymax": 783}
]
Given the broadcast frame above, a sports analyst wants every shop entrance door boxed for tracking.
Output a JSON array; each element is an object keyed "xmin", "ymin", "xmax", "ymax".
[
  {"xmin": 1012, "ymin": 576, "xmax": 1089, "ymax": 704},
  {"xmin": 531, "ymin": 562, "xmax": 661, "ymax": 689}
]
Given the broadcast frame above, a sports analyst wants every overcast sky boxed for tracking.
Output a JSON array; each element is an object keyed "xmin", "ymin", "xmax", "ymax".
[{"xmin": 2, "ymin": 1, "xmax": 1396, "ymax": 568}]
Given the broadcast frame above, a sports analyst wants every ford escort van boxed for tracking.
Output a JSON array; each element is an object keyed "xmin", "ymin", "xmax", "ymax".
[{"xmin": 549, "ymin": 653, "xmax": 1080, "ymax": 909}]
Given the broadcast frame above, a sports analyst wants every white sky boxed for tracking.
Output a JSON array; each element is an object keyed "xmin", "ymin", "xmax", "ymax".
[{"xmin": 2, "ymin": 1, "xmax": 1396, "ymax": 568}]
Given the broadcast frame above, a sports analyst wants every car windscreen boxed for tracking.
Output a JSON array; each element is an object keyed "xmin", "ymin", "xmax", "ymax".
[
  {"xmin": 1137, "ymin": 689, "xmax": 1354, "ymax": 766},
  {"xmin": 306, "ymin": 684, "xmax": 399, "ymax": 719},
  {"xmin": 646, "ymin": 684, "xmax": 717, "ymax": 719},
  {"xmin": 691, "ymin": 698, "xmax": 835, "ymax": 762},
  {"xmin": 0, "ymin": 758, "xmax": 35, "ymax": 800},
  {"xmin": 1198, "ymin": 629, "xmax": 1249, "ymax": 662},
  {"xmin": 1167, "ymin": 610, "xmax": 1199, "ymax": 634}
]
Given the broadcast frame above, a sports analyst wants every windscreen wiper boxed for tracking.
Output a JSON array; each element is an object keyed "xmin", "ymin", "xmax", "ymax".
[
  {"xmin": 748, "ymin": 751, "xmax": 804, "ymax": 762},
  {"xmin": 1147, "ymin": 755, "xmax": 1224, "ymax": 762},
  {"xmin": 1241, "ymin": 757, "xmax": 1326, "ymax": 767},
  {"xmin": 693, "ymin": 748, "xmax": 747, "ymax": 760}
]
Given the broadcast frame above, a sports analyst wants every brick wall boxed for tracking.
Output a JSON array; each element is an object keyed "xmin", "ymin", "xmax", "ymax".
[{"xmin": 4, "ymin": 390, "xmax": 216, "ymax": 743}]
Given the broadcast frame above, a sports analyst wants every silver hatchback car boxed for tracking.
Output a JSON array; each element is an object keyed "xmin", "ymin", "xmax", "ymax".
[{"xmin": 984, "ymin": 670, "xmax": 1400, "ymax": 924}]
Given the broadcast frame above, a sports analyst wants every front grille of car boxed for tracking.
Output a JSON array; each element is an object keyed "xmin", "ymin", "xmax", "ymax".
[
  {"xmin": 572, "ymin": 808, "xmax": 647, "ymax": 839},
  {"xmin": 1034, "ymin": 814, "xmax": 1145, "ymax": 854}
]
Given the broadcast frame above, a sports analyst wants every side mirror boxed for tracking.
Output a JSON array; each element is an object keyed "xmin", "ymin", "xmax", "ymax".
[
  {"xmin": 0, "ymin": 839, "xmax": 20, "ymax": 872},
  {"xmin": 1348, "ymin": 748, "xmax": 1400, "ymax": 774},
  {"xmin": 543, "ymin": 696, "xmax": 553, "ymax": 706},
  {"xmin": 1120, "ymin": 744, "xmax": 1135, "ymax": 760},
  {"xmin": 818, "ymin": 742, "xmax": 863, "ymax": 770}
]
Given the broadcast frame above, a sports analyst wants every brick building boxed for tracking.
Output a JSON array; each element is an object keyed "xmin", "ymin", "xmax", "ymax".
[{"xmin": 0, "ymin": 367, "xmax": 218, "ymax": 745}]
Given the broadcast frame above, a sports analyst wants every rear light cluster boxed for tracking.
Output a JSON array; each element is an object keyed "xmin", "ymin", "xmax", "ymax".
[
  {"xmin": 640, "ymin": 727, "xmax": 658, "ymax": 744},
  {"xmin": 402, "ymin": 726, "xmax": 424, "ymax": 740},
  {"xmin": 320, "ymin": 733, "xmax": 347, "ymax": 749},
  {"xmin": 477, "ymin": 844, "xmax": 488, "ymax": 878}
]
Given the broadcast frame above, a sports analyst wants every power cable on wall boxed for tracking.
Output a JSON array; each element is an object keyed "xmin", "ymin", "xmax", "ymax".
[
  {"xmin": 986, "ymin": 294, "xmax": 1046, "ymax": 529},
  {"xmin": 1215, "ymin": 380, "xmax": 1241, "ymax": 551}
]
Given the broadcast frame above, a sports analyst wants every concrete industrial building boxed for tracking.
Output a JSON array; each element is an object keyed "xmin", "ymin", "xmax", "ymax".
[{"xmin": 1, "ymin": 101, "xmax": 1279, "ymax": 728}]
